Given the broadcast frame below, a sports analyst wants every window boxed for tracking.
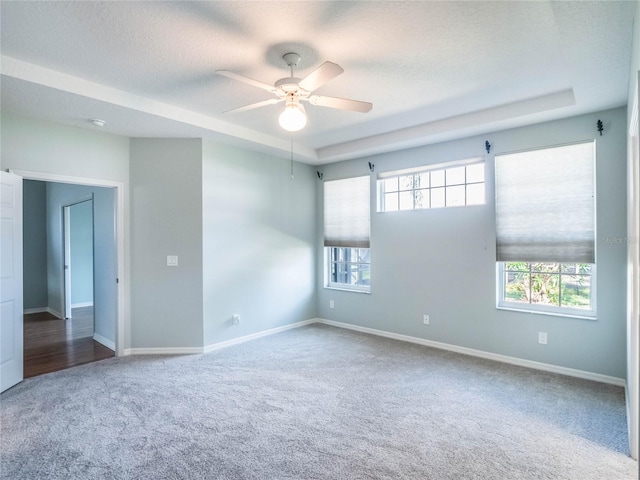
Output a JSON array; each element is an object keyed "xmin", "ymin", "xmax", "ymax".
[
  {"xmin": 495, "ymin": 141, "xmax": 596, "ymax": 317},
  {"xmin": 377, "ymin": 159, "xmax": 484, "ymax": 212},
  {"xmin": 324, "ymin": 176, "xmax": 370, "ymax": 292},
  {"xmin": 327, "ymin": 247, "xmax": 370, "ymax": 291},
  {"xmin": 499, "ymin": 262, "xmax": 595, "ymax": 316}
]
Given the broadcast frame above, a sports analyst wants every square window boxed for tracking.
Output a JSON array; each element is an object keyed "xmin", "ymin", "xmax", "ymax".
[
  {"xmin": 384, "ymin": 177, "xmax": 399, "ymax": 192},
  {"xmin": 415, "ymin": 172, "xmax": 430, "ymax": 189},
  {"xmin": 466, "ymin": 163, "xmax": 485, "ymax": 183},
  {"xmin": 385, "ymin": 192, "xmax": 399, "ymax": 211},
  {"xmin": 399, "ymin": 191, "xmax": 413, "ymax": 210},
  {"xmin": 327, "ymin": 247, "xmax": 371, "ymax": 292},
  {"xmin": 431, "ymin": 187, "xmax": 445, "ymax": 208},
  {"xmin": 399, "ymin": 175, "xmax": 414, "ymax": 190},
  {"xmin": 466, "ymin": 183, "xmax": 485, "ymax": 205},
  {"xmin": 431, "ymin": 170, "xmax": 445, "ymax": 187},
  {"xmin": 414, "ymin": 189, "xmax": 429, "ymax": 209},
  {"xmin": 446, "ymin": 185, "xmax": 465, "ymax": 206},
  {"xmin": 446, "ymin": 166, "xmax": 466, "ymax": 185}
]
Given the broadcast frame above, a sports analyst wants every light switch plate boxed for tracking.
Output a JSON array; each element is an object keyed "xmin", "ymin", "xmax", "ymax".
[{"xmin": 167, "ymin": 255, "xmax": 178, "ymax": 266}]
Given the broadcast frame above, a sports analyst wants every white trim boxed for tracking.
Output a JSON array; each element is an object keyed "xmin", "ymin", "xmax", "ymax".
[
  {"xmin": 71, "ymin": 302, "xmax": 94, "ymax": 308},
  {"xmin": 23, "ymin": 307, "xmax": 63, "ymax": 318},
  {"xmin": 24, "ymin": 307, "xmax": 48, "ymax": 315},
  {"xmin": 124, "ymin": 347, "xmax": 203, "ymax": 356},
  {"xmin": 316, "ymin": 318, "xmax": 625, "ymax": 386},
  {"xmin": 93, "ymin": 333, "xmax": 115, "ymax": 351},
  {"xmin": 203, "ymin": 319, "xmax": 318, "ymax": 353},
  {"xmin": 629, "ymin": 88, "xmax": 638, "ymax": 137},
  {"xmin": 122, "ymin": 319, "xmax": 318, "ymax": 356},
  {"xmin": 10, "ymin": 169, "xmax": 126, "ymax": 357},
  {"xmin": 26, "ymin": 307, "xmax": 65, "ymax": 318}
]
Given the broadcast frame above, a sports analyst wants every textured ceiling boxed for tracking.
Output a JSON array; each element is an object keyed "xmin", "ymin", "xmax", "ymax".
[{"xmin": 0, "ymin": 1, "xmax": 636, "ymax": 165}]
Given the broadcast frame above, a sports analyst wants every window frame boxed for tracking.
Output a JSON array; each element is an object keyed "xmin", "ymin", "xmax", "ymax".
[
  {"xmin": 496, "ymin": 262, "xmax": 597, "ymax": 319},
  {"xmin": 325, "ymin": 246, "xmax": 371, "ymax": 293},
  {"xmin": 377, "ymin": 157, "xmax": 485, "ymax": 213}
]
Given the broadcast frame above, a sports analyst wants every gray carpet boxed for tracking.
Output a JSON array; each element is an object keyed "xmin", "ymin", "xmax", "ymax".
[{"xmin": 1, "ymin": 324, "xmax": 637, "ymax": 479}]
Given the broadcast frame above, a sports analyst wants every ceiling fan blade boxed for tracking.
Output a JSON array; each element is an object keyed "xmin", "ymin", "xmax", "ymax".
[
  {"xmin": 216, "ymin": 70, "xmax": 276, "ymax": 93},
  {"xmin": 298, "ymin": 61, "xmax": 344, "ymax": 93},
  {"xmin": 308, "ymin": 95, "xmax": 373, "ymax": 113},
  {"xmin": 224, "ymin": 98, "xmax": 282, "ymax": 114}
]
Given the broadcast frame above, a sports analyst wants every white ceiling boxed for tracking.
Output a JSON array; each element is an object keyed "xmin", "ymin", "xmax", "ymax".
[{"xmin": 0, "ymin": 1, "xmax": 636, "ymax": 165}]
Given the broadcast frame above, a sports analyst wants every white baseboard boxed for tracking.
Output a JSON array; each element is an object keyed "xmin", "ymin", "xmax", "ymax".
[
  {"xmin": 24, "ymin": 307, "xmax": 48, "ymax": 315},
  {"xmin": 121, "ymin": 316, "xmax": 623, "ymax": 387},
  {"xmin": 123, "ymin": 346, "xmax": 203, "ymax": 356},
  {"xmin": 93, "ymin": 333, "xmax": 115, "ymax": 351},
  {"xmin": 72, "ymin": 302, "xmax": 94, "ymax": 308},
  {"xmin": 24, "ymin": 307, "xmax": 64, "ymax": 319},
  {"xmin": 316, "ymin": 318, "xmax": 625, "ymax": 387},
  {"xmin": 47, "ymin": 308, "xmax": 64, "ymax": 319},
  {"xmin": 123, "ymin": 318, "xmax": 318, "ymax": 356},
  {"xmin": 203, "ymin": 318, "xmax": 318, "ymax": 354}
]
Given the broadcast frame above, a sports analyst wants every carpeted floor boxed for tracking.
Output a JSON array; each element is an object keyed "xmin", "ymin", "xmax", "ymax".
[{"xmin": 1, "ymin": 324, "xmax": 637, "ymax": 479}]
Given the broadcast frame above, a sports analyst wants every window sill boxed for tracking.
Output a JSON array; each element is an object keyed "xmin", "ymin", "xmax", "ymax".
[
  {"xmin": 325, "ymin": 286, "xmax": 371, "ymax": 294},
  {"xmin": 496, "ymin": 305, "xmax": 596, "ymax": 321}
]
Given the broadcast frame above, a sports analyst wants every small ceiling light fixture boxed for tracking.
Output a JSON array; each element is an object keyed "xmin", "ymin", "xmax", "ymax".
[
  {"xmin": 89, "ymin": 118, "xmax": 106, "ymax": 127},
  {"xmin": 278, "ymin": 93, "xmax": 307, "ymax": 132}
]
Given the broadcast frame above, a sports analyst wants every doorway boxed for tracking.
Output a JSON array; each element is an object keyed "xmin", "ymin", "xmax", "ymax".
[
  {"xmin": 22, "ymin": 180, "xmax": 117, "ymax": 377},
  {"xmin": 64, "ymin": 199, "xmax": 94, "ymax": 320}
]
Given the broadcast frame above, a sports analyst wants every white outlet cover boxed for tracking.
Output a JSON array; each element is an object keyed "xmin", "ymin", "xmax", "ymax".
[
  {"xmin": 538, "ymin": 332, "xmax": 548, "ymax": 344},
  {"xmin": 167, "ymin": 255, "xmax": 178, "ymax": 266}
]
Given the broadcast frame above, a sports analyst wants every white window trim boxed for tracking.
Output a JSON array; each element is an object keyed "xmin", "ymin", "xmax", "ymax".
[
  {"xmin": 324, "ymin": 247, "xmax": 371, "ymax": 293},
  {"xmin": 496, "ymin": 263, "xmax": 597, "ymax": 320}
]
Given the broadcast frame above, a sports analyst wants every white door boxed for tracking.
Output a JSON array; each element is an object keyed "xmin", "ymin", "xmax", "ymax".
[{"xmin": 1, "ymin": 171, "xmax": 23, "ymax": 392}]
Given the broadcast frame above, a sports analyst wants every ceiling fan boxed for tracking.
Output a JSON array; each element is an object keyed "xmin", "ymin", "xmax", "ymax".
[{"xmin": 216, "ymin": 52, "xmax": 373, "ymax": 132}]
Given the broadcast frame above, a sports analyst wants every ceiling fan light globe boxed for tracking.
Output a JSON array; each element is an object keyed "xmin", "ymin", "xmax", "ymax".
[{"xmin": 279, "ymin": 104, "xmax": 307, "ymax": 132}]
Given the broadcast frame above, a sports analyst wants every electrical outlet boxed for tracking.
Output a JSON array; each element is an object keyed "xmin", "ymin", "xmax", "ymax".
[
  {"xmin": 423, "ymin": 314, "xmax": 430, "ymax": 325},
  {"xmin": 232, "ymin": 314, "xmax": 240, "ymax": 325},
  {"xmin": 329, "ymin": 300, "xmax": 334, "ymax": 309},
  {"xmin": 538, "ymin": 332, "xmax": 548, "ymax": 345}
]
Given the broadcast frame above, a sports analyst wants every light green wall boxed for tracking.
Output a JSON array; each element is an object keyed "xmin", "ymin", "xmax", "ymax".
[
  {"xmin": 2, "ymin": 107, "xmax": 631, "ymax": 376},
  {"xmin": 202, "ymin": 141, "xmax": 317, "ymax": 346},
  {"xmin": 0, "ymin": 114, "xmax": 130, "ymax": 182},
  {"xmin": 317, "ymin": 107, "xmax": 628, "ymax": 378},
  {"xmin": 130, "ymin": 138, "xmax": 204, "ymax": 349},
  {"xmin": 69, "ymin": 200, "xmax": 93, "ymax": 306},
  {"xmin": 22, "ymin": 180, "xmax": 47, "ymax": 310}
]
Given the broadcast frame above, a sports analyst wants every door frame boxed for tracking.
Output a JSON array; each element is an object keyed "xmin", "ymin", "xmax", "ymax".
[
  {"xmin": 627, "ymin": 78, "xmax": 639, "ymax": 461},
  {"xmin": 11, "ymin": 170, "xmax": 126, "ymax": 357},
  {"xmin": 63, "ymin": 197, "xmax": 94, "ymax": 320}
]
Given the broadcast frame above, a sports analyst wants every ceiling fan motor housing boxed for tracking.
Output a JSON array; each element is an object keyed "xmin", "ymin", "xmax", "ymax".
[{"xmin": 275, "ymin": 77, "xmax": 305, "ymax": 95}]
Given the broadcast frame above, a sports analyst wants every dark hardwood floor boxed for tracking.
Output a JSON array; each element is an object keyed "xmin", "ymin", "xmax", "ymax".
[{"xmin": 24, "ymin": 307, "xmax": 114, "ymax": 378}]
